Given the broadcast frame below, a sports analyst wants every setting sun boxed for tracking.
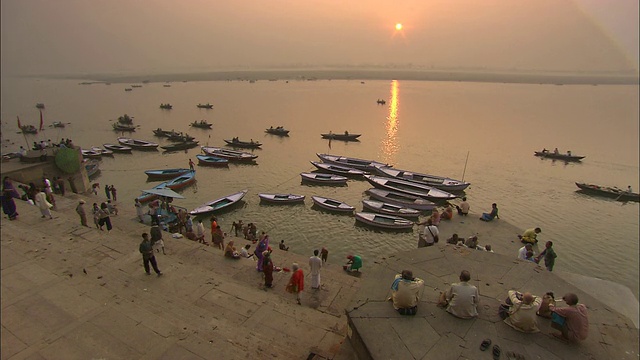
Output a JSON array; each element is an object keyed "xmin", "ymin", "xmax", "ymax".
[{"xmin": 395, "ymin": 23, "xmax": 403, "ymax": 31}]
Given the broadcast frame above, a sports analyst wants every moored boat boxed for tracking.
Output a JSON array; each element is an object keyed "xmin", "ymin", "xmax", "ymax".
[
  {"xmin": 534, "ymin": 150, "xmax": 585, "ymax": 162},
  {"xmin": 189, "ymin": 190, "xmax": 248, "ymax": 215},
  {"xmin": 159, "ymin": 103, "xmax": 173, "ymax": 109},
  {"xmin": 117, "ymin": 137, "xmax": 159, "ymax": 150},
  {"xmin": 84, "ymin": 160, "xmax": 100, "ymax": 179},
  {"xmin": 355, "ymin": 212, "xmax": 414, "ymax": 230},
  {"xmin": 265, "ymin": 127, "xmax": 290, "ymax": 136},
  {"xmin": 375, "ymin": 166, "xmax": 470, "ymax": 192},
  {"xmin": 195, "ymin": 154, "xmax": 229, "ymax": 167},
  {"xmin": 365, "ymin": 188, "xmax": 436, "ymax": 211},
  {"xmin": 310, "ymin": 161, "xmax": 367, "ymax": 177},
  {"xmin": 311, "ymin": 196, "xmax": 355, "ymax": 213},
  {"xmin": 300, "ymin": 172, "xmax": 348, "ymax": 185},
  {"xmin": 258, "ymin": 193, "xmax": 305, "ymax": 204},
  {"xmin": 196, "ymin": 103, "xmax": 214, "ymax": 109},
  {"xmin": 201, "ymin": 146, "xmax": 258, "ymax": 162},
  {"xmin": 91, "ymin": 147, "xmax": 114, "ymax": 156},
  {"xmin": 103, "ymin": 143, "xmax": 133, "ymax": 153},
  {"xmin": 145, "ymin": 168, "xmax": 191, "ymax": 180},
  {"xmin": 190, "ymin": 120, "xmax": 213, "ymax": 129},
  {"xmin": 20, "ymin": 125, "xmax": 38, "ymax": 134},
  {"xmin": 321, "ymin": 132, "xmax": 361, "ymax": 141},
  {"xmin": 361, "ymin": 199, "xmax": 421, "ymax": 219},
  {"xmin": 167, "ymin": 133, "xmax": 196, "ymax": 142},
  {"xmin": 316, "ymin": 153, "xmax": 389, "ymax": 172},
  {"xmin": 224, "ymin": 139, "xmax": 262, "ymax": 148},
  {"xmin": 81, "ymin": 149, "xmax": 102, "ymax": 159},
  {"xmin": 152, "ymin": 128, "xmax": 176, "ymax": 137},
  {"xmin": 364, "ymin": 175, "xmax": 457, "ymax": 201},
  {"xmin": 52, "ymin": 121, "xmax": 66, "ymax": 128},
  {"xmin": 164, "ymin": 170, "xmax": 196, "ymax": 190},
  {"xmin": 161, "ymin": 141, "xmax": 199, "ymax": 152},
  {"xmin": 575, "ymin": 182, "xmax": 639, "ymax": 202},
  {"xmin": 117, "ymin": 114, "xmax": 134, "ymax": 124},
  {"xmin": 112, "ymin": 123, "xmax": 136, "ymax": 132}
]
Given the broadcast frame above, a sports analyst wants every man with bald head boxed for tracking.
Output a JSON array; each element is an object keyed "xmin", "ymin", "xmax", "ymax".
[
  {"xmin": 503, "ymin": 290, "xmax": 542, "ymax": 333},
  {"xmin": 550, "ymin": 293, "xmax": 589, "ymax": 342},
  {"xmin": 438, "ymin": 270, "xmax": 479, "ymax": 319}
]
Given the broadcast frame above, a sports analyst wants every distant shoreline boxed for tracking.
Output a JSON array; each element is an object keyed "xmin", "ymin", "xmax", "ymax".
[{"xmin": 35, "ymin": 69, "xmax": 640, "ymax": 86}]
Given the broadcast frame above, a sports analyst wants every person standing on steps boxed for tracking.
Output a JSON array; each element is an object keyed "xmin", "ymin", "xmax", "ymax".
[
  {"xmin": 139, "ymin": 233, "xmax": 163, "ymax": 276},
  {"xmin": 309, "ymin": 249, "xmax": 323, "ymax": 289},
  {"xmin": 76, "ymin": 199, "xmax": 88, "ymax": 226}
]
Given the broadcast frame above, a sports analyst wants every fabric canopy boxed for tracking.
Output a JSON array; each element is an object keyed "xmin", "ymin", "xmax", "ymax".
[{"xmin": 141, "ymin": 187, "xmax": 185, "ymax": 199}]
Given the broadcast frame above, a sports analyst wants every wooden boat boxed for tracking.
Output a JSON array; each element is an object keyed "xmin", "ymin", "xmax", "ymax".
[
  {"xmin": 84, "ymin": 160, "xmax": 100, "ymax": 179},
  {"xmin": 310, "ymin": 161, "xmax": 367, "ymax": 177},
  {"xmin": 81, "ymin": 149, "xmax": 102, "ymax": 159},
  {"xmin": 161, "ymin": 141, "xmax": 199, "ymax": 152},
  {"xmin": 575, "ymin": 182, "xmax": 639, "ymax": 202},
  {"xmin": 376, "ymin": 166, "xmax": 470, "ymax": 192},
  {"xmin": 91, "ymin": 147, "xmax": 114, "ymax": 156},
  {"xmin": 361, "ymin": 199, "xmax": 421, "ymax": 219},
  {"xmin": 117, "ymin": 137, "xmax": 159, "ymax": 150},
  {"xmin": 52, "ymin": 121, "xmax": 66, "ymax": 128},
  {"xmin": 190, "ymin": 120, "xmax": 212, "ymax": 129},
  {"xmin": 131, "ymin": 85, "xmax": 143, "ymax": 88},
  {"xmin": 196, "ymin": 154, "xmax": 229, "ymax": 167},
  {"xmin": 311, "ymin": 196, "xmax": 355, "ymax": 213},
  {"xmin": 117, "ymin": 114, "xmax": 134, "ymax": 124},
  {"xmin": 124, "ymin": 88, "xmax": 132, "ymax": 91},
  {"xmin": 224, "ymin": 139, "xmax": 262, "ymax": 149},
  {"xmin": 196, "ymin": 103, "xmax": 214, "ymax": 109},
  {"xmin": 201, "ymin": 146, "xmax": 258, "ymax": 162},
  {"xmin": 364, "ymin": 175, "xmax": 457, "ymax": 201},
  {"xmin": 163, "ymin": 84, "xmax": 171, "ymax": 88},
  {"xmin": 355, "ymin": 212, "xmax": 414, "ymax": 230},
  {"xmin": 376, "ymin": 99, "xmax": 386, "ymax": 105},
  {"xmin": 189, "ymin": 190, "xmax": 248, "ymax": 215},
  {"xmin": 316, "ymin": 153, "xmax": 390, "ymax": 172},
  {"xmin": 265, "ymin": 127, "xmax": 290, "ymax": 136},
  {"xmin": 321, "ymin": 132, "xmax": 361, "ymax": 141},
  {"xmin": 136, "ymin": 183, "xmax": 166, "ymax": 203},
  {"xmin": 365, "ymin": 188, "xmax": 436, "ymax": 211},
  {"xmin": 145, "ymin": 168, "xmax": 191, "ymax": 180},
  {"xmin": 167, "ymin": 133, "xmax": 196, "ymax": 142},
  {"xmin": 300, "ymin": 172, "xmax": 348, "ymax": 185},
  {"xmin": 534, "ymin": 151, "xmax": 585, "ymax": 162},
  {"xmin": 152, "ymin": 128, "xmax": 173, "ymax": 137},
  {"xmin": 36, "ymin": 103, "xmax": 45, "ymax": 109},
  {"xmin": 20, "ymin": 125, "xmax": 38, "ymax": 134},
  {"xmin": 103, "ymin": 143, "xmax": 133, "ymax": 153},
  {"xmin": 112, "ymin": 123, "xmax": 136, "ymax": 132},
  {"xmin": 159, "ymin": 103, "xmax": 173, "ymax": 109},
  {"xmin": 258, "ymin": 193, "xmax": 305, "ymax": 204},
  {"xmin": 164, "ymin": 170, "xmax": 196, "ymax": 190}
]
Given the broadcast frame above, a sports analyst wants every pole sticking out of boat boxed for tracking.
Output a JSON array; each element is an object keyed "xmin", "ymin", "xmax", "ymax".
[{"xmin": 461, "ymin": 151, "xmax": 470, "ymax": 182}]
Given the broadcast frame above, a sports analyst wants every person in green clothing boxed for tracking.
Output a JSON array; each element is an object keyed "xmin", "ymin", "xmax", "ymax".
[
  {"xmin": 343, "ymin": 255, "xmax": 362, "ymax": 272},
  {"xmin": 535, "ymin": 241, "xmax": 557, "ymax": 271}
]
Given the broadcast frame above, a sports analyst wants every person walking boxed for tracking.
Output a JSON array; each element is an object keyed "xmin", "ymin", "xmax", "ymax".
[
  {"xmin": 104, "ymin": 184, "xmax": 111, "ymax": 200},
  {"xmin": 43, "ymin": 176, "xmax": 55, "ymax": 209},
  {"xmin": 110, "ymin": 185, "xmax": 117, "ymax": 201},
  {"xmin": 139, "ymin": 233, "xmax": 163, "ymax": 276},
  {"xmin": 34, "ymin": 188, "xmax": 53, "ymax": 219},
  {"xmin": 98, "ymin": 202, "xmax": 113, "ymax": 232},
  {"xmin": 287, "ymin": 263, "xmax": 304, "ymax": 305},
  {"xmin": 76, "ymin": 199, "xmax": 88, "ymax": 226},
  {"xmin": 135, "ymin": 198, "xmax": 145, "ymax": 223},
  {"xmin": 309, "ymin": 249, "xmax": 323, "ymax": 289}
]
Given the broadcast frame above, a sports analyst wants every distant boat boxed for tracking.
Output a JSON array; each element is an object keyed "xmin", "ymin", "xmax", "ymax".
[
  {"xmin": 152, "ymin": 128, "xmax": 176, "ymax": 137},
  {"xmin": 575, "ymin": 182, "xmax": 639, "ymax": 202},
  {"xmin": 300, "ymin": 172, "xmax": 348, "ymax": 185},
  {"xmin": 366, "ymin": 188, "xmax": 436, "ymax": 211},
  {"xmin": 145, "ymin": 168, "xmax": 191, "ymax": 180},
  {"xmin": 310, "ymin": 161, "xmax": 367, "ymax": 177},
  {"xmin": 190, "ymin": 120, "xmax": 213, "ymax": 129},
  {"xmin": 52, "ymin": 121, "xmax": 66, "ymax": 128},
  {"xmin": 160, "ymin": 141, "xmax": 200, "ymax": 152},
  {"xmin": 375, "ymin": 166, "xmax": 470, "ymax": 192},
  {"xmin": 534, "ymin": 150, "xmax": 585, "ymax": 162},
  {"xmin": 85, "ymin": 160, "xmax": 100, "ymax": 179},
  {"xmin": 321, "ymin": 132, "xmax": 361, "ymax": 141},
  {"xmin": 361, "ymin": 199, "xmax": 421, "ymax": 219},
  {"xmin": 159, "ymin": 103, "xmax": 173, "ymax": 109},
  {"xmin": 117, "ymin": 137, "xmax": 159, "ymax": 151},
  {"xmin": 163, "ymin": 170, "xmax": 196, "ymax": 190},
  {"xmin": 163, "ymin": 84, "xmax": 171, "ymax": 87},
  {"xmin": 112, "ymin": 123, "xmax": 136, "ymax": 132},
  {"xmin": 195, "ymin": 154, "xmax": 229, "ymax": 167},
  {"xmin": 316, "ymin": 153, "xmax": 389, "ymax": 172},
  {"xmin": 91, "ymin": 146, "xmax": 113, "ymax": 156},
  {"xmin": 376, "ymin": 99, "xmax": 386, "ymax": 105},
  {"xmin": 364, "ymin": 175, "xmax": 457, "ymax": 202},
  {"xmin": 190, "ymin": 190, "xmax": 248, "ymax": 215},
  {"xmin": 36, "ymin": 103, "xmax": 45, "ymax": 109},
  {"xmin": 224, "ymin": 139, "xmax": 262, "ymax": 149},
  {"xmin": 103, "ymin": 143, "xmax": 133, "ymax": 153},
  {"xmin": 196, "ymin": 103, "xmax": 213, "ymax": 109},
  {"xmin": 258, "ymin": 193, "xmax": 305, "ymax": 204},
  {"xmin": 131, "ymin": 84, "xmax": 143, "ymax": 88},
  {"xmin": 265, "ymin": 127, "xmax": 290, "ymax": 136},
  {"xmin": 125, "ymin": 88, "xmax": 132, "ymax": 91},
  {"xmin": 311, "ymin": 196, "xmax": 354, "ymax": 214},
  {"xmin": 201, "ymin": 146, "xmax": 258, "ymax": 162},
  {"xmin": 20, "ymin": 125, "xmax": 38, "ymax": 134},
  {"xmin": 117, "ymin": 114, "xmax": 134, "ymax": 124},
  {"xmin": 81, "ymin": 149, "xmax": 102, "ymax": 159},
  {"xmin": 355, "ymin": 212, "xmax": 414, "ymax": 230}
]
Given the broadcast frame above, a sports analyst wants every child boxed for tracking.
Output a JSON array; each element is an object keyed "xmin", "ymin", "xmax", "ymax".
[
  {"xmin": 279, "ymin": 240, "xmax": 289, "ymax": 251},
  {"xmin": 107, "ymin": 200, "xmax": 118, "ymax": 215},
  {"xmin": 320, "ymin": 247, "xmax": 329, "ymax": 263}
]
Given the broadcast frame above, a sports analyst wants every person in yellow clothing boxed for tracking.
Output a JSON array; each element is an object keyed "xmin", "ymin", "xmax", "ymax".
[
  {"xmin": 389, "ymin": 270, "xmax": 425, "ymax": 315},
  {"xmin": 519, "ymin": 227, "xmax": 541, "ymax": 244}
]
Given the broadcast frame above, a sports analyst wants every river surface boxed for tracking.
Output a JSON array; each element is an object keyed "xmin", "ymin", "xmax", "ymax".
[{"xmin": 1, "ymin": 76, "xmax": 638, "ymax": 298}]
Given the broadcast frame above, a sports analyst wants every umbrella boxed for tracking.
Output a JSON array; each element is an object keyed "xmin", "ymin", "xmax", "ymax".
[{"xmin": 141, "ymin": 187, "xmax": 185, "ymax": 199}]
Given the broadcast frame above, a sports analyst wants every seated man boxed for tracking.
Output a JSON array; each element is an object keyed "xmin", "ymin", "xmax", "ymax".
[
  {"xmin": 438, "ymin": 270, "xmax": 479, "ymax": 319},
  {"xmin": 479, "ymin": 203, "xmax": 499, "ymax": 221},
  {"xmin": 549, "ymin": 293, "xmax": 589, "ymax": 342},
  {"xmin": 464, "ymin": 235, "xmax": 479, "ymax": 249},
  {"xmin": 446, "ymin": 233, "xmax": 461, "ymax": 245},
  {"xmin": 389, "ymin": 270, "xmax": 425, "ymax": 315},
  {"xmin": 518, "ymin": 243, "xmax": 533, "ymax": 260},
  {"xmin": 519, "ymin": 227, "xmax": 541, "ymax": 244},
  {"xmin": 343, "ymin": 255, "xmax": 362, "ymax": 272},
  {"xmin": 455, "ymin": 197, "xmax": 470, "ymax": 216},
  {"xmin": 503, "ymin": 291, "xmax": 542, "ymax": 333},
  {"xmin": 441, "ymin": 205, "xmax": 453, "ymax": 220}
]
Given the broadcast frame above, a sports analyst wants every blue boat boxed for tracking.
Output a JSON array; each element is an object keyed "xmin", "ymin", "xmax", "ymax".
[
  {"xmin": 164, "ymin": 170, "xmax": 196, "ymax": 190},
  {"xmin": 196, "ymin": 154, "xmax": 229, "ymax": 167},
  {"xmin": 145, "ymin": 168, "xmax": 191, "ymax": 180},
  {"xmin": 190, "ymin": 190, "xmax": 248, "ymax": 215}
]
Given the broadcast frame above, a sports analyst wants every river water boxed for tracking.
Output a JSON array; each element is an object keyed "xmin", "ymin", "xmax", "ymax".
[{"xmin": 1, "ymin": 76, "xmax": 638, "ymax": 298}]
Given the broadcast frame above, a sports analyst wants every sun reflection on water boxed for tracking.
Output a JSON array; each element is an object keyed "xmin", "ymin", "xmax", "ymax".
[{"xmin": 381, "ymin": 80, "xmax": 400, "ymax": 164}]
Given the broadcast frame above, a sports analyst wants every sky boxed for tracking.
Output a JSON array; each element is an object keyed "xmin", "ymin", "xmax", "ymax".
[{"xmin": 1, "ymin": 0, "xmax": 638, "ymax": 76}]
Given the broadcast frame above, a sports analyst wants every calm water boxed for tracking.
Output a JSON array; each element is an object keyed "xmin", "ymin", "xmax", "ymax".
[{"xmin": 2, "ymin": 77, "xmax": 638, "ymax": 297}]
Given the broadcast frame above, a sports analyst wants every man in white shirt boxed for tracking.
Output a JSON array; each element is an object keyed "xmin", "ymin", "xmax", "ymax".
[
  {"xmin": 309, "ymin": 249, "xmax": 323, "ymax": 289},
  {"xmin": 420, "ymin": 219, "xmax": 439, "ymax": 246},
  {"xmin": 438, "ymin": 270, "xmax": 479, "ymax": 319},
  {"xmin": 518, "ymin": 243, "xmax": 533, "ymax": 260},
  {"xmin": 456, "ymin": 197, "xmax": 470, "ymax": 216}
]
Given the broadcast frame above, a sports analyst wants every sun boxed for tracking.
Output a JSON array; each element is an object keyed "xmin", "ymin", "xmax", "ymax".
[{"xmin": 395, "ymin": 23, "xmax": 403, "ymax": 31}]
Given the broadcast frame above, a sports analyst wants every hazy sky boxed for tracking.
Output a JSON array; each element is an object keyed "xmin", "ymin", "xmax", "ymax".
[{"xmin": 1, "ymin": 0, "xmax": 637, "ymax": 76}]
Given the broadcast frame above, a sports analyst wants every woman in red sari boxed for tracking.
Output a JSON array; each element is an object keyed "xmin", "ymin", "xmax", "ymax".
[
  {"xmin": 287, "ymin": 263, "xmax": 304, "ymax": 305},
  {"xmin": 263, "ymin": 251, "xmax": 274, "ymax": 288}
]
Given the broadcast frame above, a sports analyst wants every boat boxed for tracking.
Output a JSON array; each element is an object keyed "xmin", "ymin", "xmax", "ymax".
[
  {"xmin": 224, "ymin": 139, "xmax": 262, "ymax": 149},
  {"xmin": 163, "ymin": 84, "xmax": 171, "ymax": 87},
  {"xmin": 20, "ymin": 125, "xmax": 38, "ymax": 134},
  {"xmin": 311, "ymin": 196, "xmax": 355, "ymax": 213},
  {"xmin": 364, "ymin": 175, "xmax": 457, "ymax": 201},
  {"xmin": 52, "ymin": 121, "xmax": 66, "ymax": 128},
  {"xmin": 310, "ymin": 161, "xmax": 367, "ymax": 177},
  {"xmin": 164, "ymin": 170, "xmax": 196, "ymax": 190},
  {"xmin": 117, "ymin": 114, "xmax": 134, "ymax": 124},
  {"xmin": 300, "ymin": 172, "xmax": 348, "ymax": 185},
  {"xmin": 189, "ymin": 190, "xmax": 248, "ymax": 215},
  {"xmin": 145, "ymin": 168, "xmax": 192, "ymax": 180},
  {"xmin": 159, "ymin": 103, "xmax": 173, "ymax": 109},
  {"xmin": 376, "ymin": 99, "xmax": 386, "ymax": 105},
  {"xmin": 265, "ymin": 127, "xmax": 290, "ymax": 136},
  {"xmin": 131, "ymin": 84, "xmax": 143, "ymax": 88},
  {"xmin": 117, "ymin": 137, "xmax": 159, "ymax": 151},
  {"xmin": 81, "ymin": 149, "xmax": 102, "ymax": 159},
  {"xmin": 84, "ymin": 160, "xmax": 100, "ymax": 179},
  {"xmin": 575, "ymin": 183, "xmax": 639, "ymax": 202},
  {"xmin": 103, "ymin": 143, "xmax": 133, "ymax": 153},
  {"xmin": 258, "ymin": 193, "xmax": 305, "ymax": 204},
  {"xmin": 112, "ymin": 123, "xmax": 136, "ymax": 132},
  {"xmin": 190, "ymin": 120, "xmax": 213, "ymax": 129},
  {"xmin": 136, "ymin": 183, "xmax": 167, "ymax": 203},
  {"xmin": 201, "ymin": 146, "xmax": 258, "ymax": 162},
  {"xmin": 125, "ymin": 88, "xmax": 133, "ymax": 91},
  {"xmin": 361, "ymin": 199, "xmax": 421, "ymax": 219},
  {"xmin": 161, "ymin": 141, "xmax": 199, "ymax": 152},
  {"xmin": 91, "ymin": 147, "xmax": 114, "ymax": 156},
  {"xmin": 36, "ymin": 103, "xmax": 45, "ymax": 109},
  {"xmin": 355, "ymin": 212, "xmax": 414, "ymax": 230},
  {"xmin": 167, "ymin": 133, "xmax": 196, "ymax": 142},
  {"xmin": 196, "ymin": 103, "xmax": 214, "ymax": 109},
  {"xmin": 534, "ymin": 151, "xmax": 585, "ymax": 162},
  {"xmin": 321, "ymin": 132, "xmax": 361, "ymax": 141},
  {"xmin": 195, "ymin": 154, "xmax": 229, "ymax": 167},
  {"xmin": 375, "ymin": 166, "xmax": 470, "ymax": 192},
  {"xmin": 316, "ymin": 153, "xmax": 390, "ymax": 172},
  {"xmin": 365, "ymin": 188, "xmax": 436, "ymax": 211},
  {"xmin": 152, "ymin": 128, "xmax": 176, "ymax": 137}
]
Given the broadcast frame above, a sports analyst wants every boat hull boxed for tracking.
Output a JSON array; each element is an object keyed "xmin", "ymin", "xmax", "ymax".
[
  {"xmin": 145, "ymin": 168, "xmax": 191, "ymax": 180},
  {"xmin": 117, "ymin": 137, "xmax": 159, "ymax": 150},
  {"xmin": 258, "ymin": 193, "xmax": 305, "ymax": 204},
  {"xmin": 375, "ymin": 166, "xmax": 469, "ymax": 192},
  {"xmin": 361, "ymin": 199, "xmax": 421, "ymax": 218},
  {"xmin": 201, "ymin": 146, "xmax": 258, "ymax": 162},
  {"xmin": 164, "ymin": 171, "xmax": 196, "ymax": 190},
  {"xmin": 320, "ymin": 133, "xmax": 361, "ymax": 141},
  {"xmin": 355, "ymin": 212, "xmax": 414, "ymax": 230},
  {"xmin": 311, "ymin": 196, "xmax": 354, "ymax": 213},
  {"xmin": 300, "ymin": 172, "xmax": 348, "ymax": 185},
  {"xmin": 364, "ymin": 175, "xmax": 457, "ymax": 201},
  {"xmin": 366, "ymin": 188, "xmax": 436, "ymax": 211},
  {"xmin": 189, "ymin": 190, "xmax": 248, "ymax": 215},
  {"xmin": 575, "ymin": 182, "xmax": 639, "ymax": 202},
  {"xmin": 316, "ymin": 153, "xmax": 389, "ymax": 172},
  {"xmin": 103, "ymin": 144, "xmax": 133, "ymax": 153},
  {"xmin": 265, "ymin": 128, "xmax": 290, "ymax": 136},
  {"xmin": 534, "ymin": 151, "xmax": 585, "ymax": 162},
  {"xmin": 196, "ymin": 154, "xmax": 229, "ymax": 167},
  {"xmin": 310, "ymin": 161, "xmax": 367, "ymax": 177}
]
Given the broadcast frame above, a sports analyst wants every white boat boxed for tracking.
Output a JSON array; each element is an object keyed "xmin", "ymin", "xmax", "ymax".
[
  {"xmin": 81, "ymin": 149, "xmax": 102, "ymax": 159},
  {"xmin": 311, "ymin": 196, "xmax": 355, "ymax": 213},
  {"xmin": 258, "ymin": 193, "xmax": 305, "ymax": 204},
  {"xmin": 375, "ymin": 166, "xmax": 470, "ymax": 192},
  {"xmin": 190, "ymin": 190, "xmax": 248, "ymax": 215},
  {"xmin": 103, "ymin": 143, "xmax": 133, "ymax": 153},
  {"xmin": 300, "ymin": 172, "xmax": 348, "ymax": 185},
  {"xmin": 364, "ymin": 175, "xmax": 457, "ymax": 201},
  {"xmin": 316, "ymin": 153, "xmax": 389, "ymax": 172},
  {"xmin": 361, "ymin": 199, "xmax": 421, "ymax": 218},
  {"xmin": 355, "ymin": 212, "xmax": 415, "ymax": 230},
  {"xmin": 310, "ymin": 161, "xmax": 367, "ymax": 177},
  {"xmin": 365, "ymin": 188, "xmax": 436, "ymax": 211},
  {"xmin": 201, "ymin": 146, "xmax": 258, "ymax": 162},
  {"xmin": 91, "ymin": 147, "xmax": 113, "ymax": 156}
]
